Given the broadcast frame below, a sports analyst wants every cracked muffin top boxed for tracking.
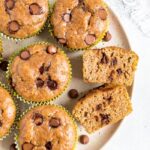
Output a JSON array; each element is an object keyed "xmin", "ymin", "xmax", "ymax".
[
  {"xmin": 0, "ymin": 86, "xmax": 16, "ymax": 139},
  {"xmin": 0, "ymin": 0, "xmax": 49, "ymax": 39},
  {"xmin": 50, "ymin": 0, "xmax": 109, "ymax": 49},
  {"xmin": 9, "ymin": 43, "xmax": 71, "ymax": 102},
  {"xmin": 18, "ymin": 105, "xmax": 77, "ymax": 150}
]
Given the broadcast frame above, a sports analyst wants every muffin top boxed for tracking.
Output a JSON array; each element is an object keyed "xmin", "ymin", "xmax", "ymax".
[
  {"xmin": 10, "ymin": 43, "xmax": 71, "ymax": 102},
  {"xmin": 51, "ymin": 0, "xmax": 108, "ymax": 49},
  {"xmin": 0, "ymin": 86, "xmax": 16, "ymax": 138},
  {"xmin": 0, "ymin": 0, "xmax": 49, "ymax": 39},
  {"xmin": 18, "ymin": 105, "xmax": 77, "ymax": 150}
]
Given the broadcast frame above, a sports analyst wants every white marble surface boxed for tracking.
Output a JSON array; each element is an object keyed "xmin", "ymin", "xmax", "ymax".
[{"xmin": 103, "ymin": 2, "xmax": 150, "ymax": 150}]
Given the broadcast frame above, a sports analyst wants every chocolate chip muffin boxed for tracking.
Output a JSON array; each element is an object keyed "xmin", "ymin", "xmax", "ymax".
[
  {"xmin": 8, "ymin": 43, "xmax": 71, "ymax": 102},
  {"xmin": 17, "ymin": 105, "xmax": 77, "ymax": 150},
  {"xmin": 0, "ymin": 0, "xmax": 49, "ymax": 39},
  {"xmin": 50, "ymin": 0, "xmax": 109, "ymax": 49},
  {"xmin": 72, "ymin": 85, "xmax": 132, "ymax": 133},
  {"xmin": 0, "ymin": 84, "xmax": 16, "ymax": 139}
]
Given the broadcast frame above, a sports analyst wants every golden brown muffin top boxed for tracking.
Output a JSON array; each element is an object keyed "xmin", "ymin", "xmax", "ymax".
[
  {"xmin": 18, "ymin": 105, "xmax": 77, "ymax": 150},
  {"xmin": 0, "ymin": 86, "xmax": 16, "ymax": 138},
  {"xmin": 51, "ymin": 0, "xmax": 108, "ymax": 49},
  {"xmin": 10, "ymin": 43, "xmax": 70, "ymax": 102},
  {"xmin": 0, "ymin": 0, "xmax": 49, "ymax": 38}
]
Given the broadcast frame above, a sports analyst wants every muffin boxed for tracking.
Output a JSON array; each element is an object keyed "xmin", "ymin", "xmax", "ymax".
[
  {"xmin": 50, "ymin": 0, "xmax": 109, "ymax": 50},
  {"xmin": 0, "ymin": 0, "xmax": 49, "ymax": 39},
  {"xmin": 16, "ymin": 105, "xmax": 77, "ymax": 150},
  {"xmin": 7, "ymin": 43, "xmax": 71, "ymax": 103},
  {"xmin": 83, "ymin": 46, "xmax": 139, "ymax": 86},
  {"xmin": 0, "ymin": 84, "xmax": 16, "ymax": 139},
  {"xmin": 72, "ymin": 85, "xmax": 132, "ymax": 133}
]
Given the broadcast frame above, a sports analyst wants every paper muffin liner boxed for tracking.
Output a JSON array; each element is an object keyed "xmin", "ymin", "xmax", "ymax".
[
  {"xmin": 0, "ymin": 82, "xmax": 19, "ymax": 141},
  {"xmin": 6, "ymin": 41, "xmax": 72, "ymax": 105},
  {"xmin": 48, "ymin": 1, "xmax": 109, "ymax": 51},
  {"xmin": 0, "ymin": 2, "xmax": 51, "ymax": 41},
  {"xmin": 14, "ymin": 103, "xmax": 78, "ymax": 150}
]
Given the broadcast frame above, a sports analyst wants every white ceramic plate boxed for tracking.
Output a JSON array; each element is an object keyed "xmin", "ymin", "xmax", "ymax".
[{"xmin": 0, "ymin": 2, "xmax": 132, "ymax": 150}]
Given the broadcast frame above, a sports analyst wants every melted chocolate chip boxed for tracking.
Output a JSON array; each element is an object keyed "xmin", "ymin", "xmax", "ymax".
[
  {"xmin": 0, "ymin": 120, "xmax": 2, "ymax": 127},
  {"xmin": 117, "ymin": 68, "xmax": 123, "ymax": 75},
  {"xmin": 100, "ymin": 114, "xmax": 110, "ymax": 125},
  {"xmin": 5, "ymin": 0, "xmax": 15, "ymax": 10},
  {"xmin": 63, "ymin": 13, "xmax": 71, "ymax": 23},
  {"xmin": 58, "ymin": 38, "xmax": 66, "ymax": 44},
  {"xmin": 39, "ymin": 65, "xmax": 44, "ymax": 74},
  {"xmin": 8, "ymin": 20, "xmax": 20, "ymax": 34},
  {"xmin": 101, "ymin": 52, "xmax": 109, "ymax": 64},
  {"xmin": 10, "ymin": 143, "xmax": 17, "ymax": 150},
  {"xmin": 36, "ymin": 78, "xmax": 44, "ymax": 88},
  {"xmin": 22, "ymin": 143, "xmax": 34, "ymax": 150},
  {"xmin": 20, "ymin": 50, "xmax": 30, "ymax": 60},
  {"xmin": 96, "ymin": 104, "xmax": 102, "ymax": 111},
  {"xmin": 32, "ymin": 113, "xmax": 43, "ymax": 126},
  {"xmin": 85, "ymin": 34, "xmax": 96, "ymax": 45},
  {"xmin": 46, "ymin": 45, "xmax": 57, "ymax": 54},
  {"xmin": 68, "ymin": 89, "xmax": 79, "ymax": 99},
  {"xmin": 49, "ymin": 118, "xmax": 61, "ymax": 128},
  {"xmin": 103, "ymin": 31, "xmax": 112, "ymax": 42},
  {"xmin": 29, "ymin": 3, "xmax": 42, "ymax": 15},
  {"xmin": 47, "ymin": 80, "xmax": 57, "ymax": 90},
  {"xmin": 79, "ymin": 135, "xmax": 89, "ymax": 144},
  {"xmin": 45, "ymin": 141, "xmax": 52, "ymax": 150},
  {"xmin": 0, "ymin": 60, "xmax": 8, "ymax": 71},
  {"xmin": 98, "ymin": 8, "xmax": 107, "ymax": 20},
  {"xmin": 111, "ymin": 57, "xmax": 117, "ymax": 66}
]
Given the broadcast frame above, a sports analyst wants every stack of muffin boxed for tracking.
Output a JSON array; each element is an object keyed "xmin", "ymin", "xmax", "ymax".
[{"xmin": 0, "ymin": 0, "xmax": 139, "ymax": 149}]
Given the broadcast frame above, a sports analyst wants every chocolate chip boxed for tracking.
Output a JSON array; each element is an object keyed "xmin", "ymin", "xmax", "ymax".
[
  {"xmin": 85, "ymin": 34, "xmax": 96, "ymax": 45},
  {"xmin": 5, "ymin": 0, "xmax": 15, "ymax": 10},
  {"xmin": 101, "ymin": 52, "xmax": 109, "ymax": 64},
  {"xmin": 47, "ymin": 80, "xmax": 57, "ymax": 90},
  {"xmin": 46, "ymin": 45, "xmax": 57, "ymax": 54},
  {"xmin": 100, "ymin": 114, "xmax": 110, "ymax": 125},
  {"xmin": 96, "ymin": 104, "xmax": 102, "ymax": 111},
  {"xmin": 0, "ymin": 120, "xmax": 2, "ymax": 127},
  {"xmin": 0, "ymin": 60, "xmax": 8, "ymax": 71},
  {"xmin": 68, "ymin": 89, "xmax": 79, "ymax": 99},
  {"xmin": 98, "ymin": 8, "xmax": 107, "ymax": 20},
  {"xmin": 36, "ymin": 78, "xmax": 44, "ymax": 88},
  {"xmin": 117, "ymin": 68, "xmax": 122, "ymax": 75},
  {"xmin": 39, "ymin": 65, "xmax": 44, "ymax": 74},
  {"xmin": 109, "ymin": 70, "xmax": 115, "ymax": 81},
  {"xmin": 79, "ymin": 135, "xmax": 89, "ymax": 144},
  {"xmin": 8, "ymin": 20, "xmax": 20, "ymax": 34},
  {"xmin": 63, "ymin": 13, "xmax": 71, "ymax": 23},
  {"xmin": 32, "ymin": 113, "xmax": 43, "ymax": 126},
  {"xmin": 45, "ymin": 141, "xmax": 52, "ymax": 150},
  {"xmin": 103, "ymin": 31, "xmax": 112, "ymax": 42},
  {"xmin": 58, "ymin": 38, "xmax": 66, "ymax": 44},
  {"xmin": 20, "ymin": 50, "xmax": 30, "ymax": 60},
  {"xmin": 22, "ymin": 143, "xmax": 34, "ymax": 150},
  {"xmin": 29, "ymin": 3, "xmax": 42, "ymax": 15},
  {"xmin": 10, "ymin": 143, "xmax": 17, "ymax": 150},
  {"xmin": 111, "ymin": 57, "xmax": 117, "ymax": 66},
  {"xmin": 49, "ymin": 118, "xmax": 61, "ymax": 128}
]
